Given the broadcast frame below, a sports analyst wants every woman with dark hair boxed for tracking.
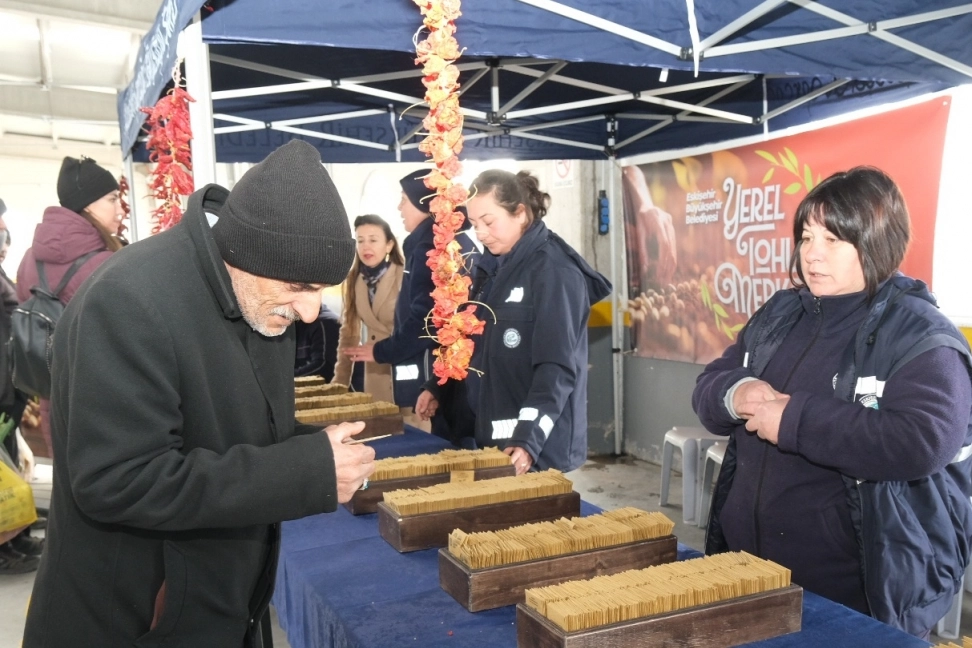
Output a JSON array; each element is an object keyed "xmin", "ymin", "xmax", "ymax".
[
  {"xmin": 332, "ymin": 214, "xmax": 404, "ymax": 403},
  {"xmin": 693, "ymin": 166, "xmax": 972, "ymax": 637},
  {"xmin": 17, "ymin": 156, "xmax": 122, "ymax": 458},
  {"xmin": 416, "ymin": 170, "xmax": 611, "ymax": 473}
]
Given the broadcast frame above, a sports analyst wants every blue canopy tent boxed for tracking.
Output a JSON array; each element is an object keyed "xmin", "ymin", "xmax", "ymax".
[{"xmin": 118, "ymin": 0, "xmax": 972, "ymax": 452}]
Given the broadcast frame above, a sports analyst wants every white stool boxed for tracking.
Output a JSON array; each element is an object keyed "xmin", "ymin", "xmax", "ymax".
[
  {"xmin": 660, "ymin": 426, "xmax": 722, "ymax": 524},
  {"xmin": 697, "ymin": 442, "xmax": 727, "ymax": 528}
]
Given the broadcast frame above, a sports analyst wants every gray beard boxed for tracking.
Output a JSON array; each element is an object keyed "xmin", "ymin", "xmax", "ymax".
[{"xmin": 243, "ymin": 307, "xmax": 298, "ymax": 337}]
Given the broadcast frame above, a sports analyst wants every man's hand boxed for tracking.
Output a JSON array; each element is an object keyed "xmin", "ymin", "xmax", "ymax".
[
  {"xmin": 744, "ymin": 395, "xmax": 791, "ymax": 445},
  {"xmin": 415, "ymin": 390, "xmax": 439, "ymax": 421},
  {"xmin": 504, "ymin": 446, "xmax": 534, "ymax": 476},
  {"xmin": 733, "ymin": 380, "xmax": 781, "ymax": 419},
  {"xmin": 325, "ymin": 422, "xmax": 376, "ymax": 503},
  {"xmin": 342, "ymin": 343, "xmax": 375, "ymax": 364}
]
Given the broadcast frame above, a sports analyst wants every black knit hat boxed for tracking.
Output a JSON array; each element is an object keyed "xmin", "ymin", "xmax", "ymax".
[
  {"xmin": 213, "ymin": 140, "xmax": 355, "ymax": 285},
  {"xmin": 57, "ymin": 157, "xmax": 119, "ymax": 214},
  {"xmin": 400, "ymin": 169, "xmax": 431, "ymax": 213}
]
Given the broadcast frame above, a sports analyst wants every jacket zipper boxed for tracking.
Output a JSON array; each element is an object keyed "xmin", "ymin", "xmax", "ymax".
[
  {"xmin": 855, "ymin": 481, "xmax": 874, "ymax": 615},
  {"xmin": 754, "ymin": 296, "xmax": 821, "ymax": 555}
]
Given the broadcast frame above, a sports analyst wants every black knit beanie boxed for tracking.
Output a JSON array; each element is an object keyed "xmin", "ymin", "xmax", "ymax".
[
  {"xmin": 213, "ymin": 140, "xmax": 355, "ymax": 285},
  {"xmin": 400, "ymin": 170, "xmax": 432, "ymax": 213},
  {"xmin": 57, "ymin": 157, "xmax": 119, "ymax": 214}
]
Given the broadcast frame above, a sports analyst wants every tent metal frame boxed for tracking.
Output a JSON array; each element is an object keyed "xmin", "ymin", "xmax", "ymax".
[{"xmin": 173, "ymin": 0, "xmax": 972, "ymax": 457}]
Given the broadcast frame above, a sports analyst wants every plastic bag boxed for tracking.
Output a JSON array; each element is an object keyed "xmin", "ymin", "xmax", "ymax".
[{"xmin": 0, "ymin": 446, "xmax": 37, "ymax": 534}]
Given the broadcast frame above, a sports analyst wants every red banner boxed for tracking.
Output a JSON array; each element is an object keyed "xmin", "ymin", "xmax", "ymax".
[{"xmin": 623, "ymin": 97, "xmax": 950, "ymax": 364}]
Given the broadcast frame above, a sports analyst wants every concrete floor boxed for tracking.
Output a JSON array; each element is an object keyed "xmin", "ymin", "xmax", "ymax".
[{"xmin": 0, "ymin": 455, "xmax": 968, "ymax": 646}]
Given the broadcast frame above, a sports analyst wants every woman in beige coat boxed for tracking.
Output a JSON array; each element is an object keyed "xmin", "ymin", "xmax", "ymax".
[{"xmin": 333, "ymin": 215, "xmax": 404, "ymax": 404}]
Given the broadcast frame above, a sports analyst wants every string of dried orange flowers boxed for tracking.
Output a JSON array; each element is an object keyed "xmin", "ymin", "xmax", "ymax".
[
  {"xmin": 141, "ymin": 65, "xmax": 195, "ymax": 233},
  {"xmin": 117, "ymin": 174, "xmax": 131, "ymax": 240},
  {"xmin": 413, "ymin": 0, "xmax": 484, "ymax": 383}
]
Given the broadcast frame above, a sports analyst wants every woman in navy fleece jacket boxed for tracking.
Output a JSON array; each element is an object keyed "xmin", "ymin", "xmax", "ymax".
[{"xmin": 693, "ymin": 167, "xmax": 972, "ymax": 637}]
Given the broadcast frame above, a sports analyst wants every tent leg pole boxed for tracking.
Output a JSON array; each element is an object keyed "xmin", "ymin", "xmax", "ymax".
[
  {"xmin": 608, "ymin": 157, "xmax": 624, "ymax": 456},
  {"xmin": 124, "ymin": 155, "xmax": 139, "ymax": 242},
  {"xmin": 180, "ymin": 16, "xmax": 217, "ymax": 187}
]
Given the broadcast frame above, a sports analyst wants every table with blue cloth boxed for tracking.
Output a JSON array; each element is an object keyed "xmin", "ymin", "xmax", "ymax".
[{"xmin": 272, "ymin": 428, "xmax": 931, "ymax": 648}]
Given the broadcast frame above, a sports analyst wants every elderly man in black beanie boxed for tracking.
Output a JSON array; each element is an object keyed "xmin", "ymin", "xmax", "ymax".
[{"xmin": 23, "ymin": 140, "xmax": 375, "ymax": 648}]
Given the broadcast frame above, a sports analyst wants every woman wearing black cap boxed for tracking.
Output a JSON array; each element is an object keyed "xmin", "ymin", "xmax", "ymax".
[
  {"xmin": 16, "ymin": 156, "xmax": 124, "ymax": 458},
  {"xmin": 343, "ymin": 170, "xmax": 480, "ymax": 436}
]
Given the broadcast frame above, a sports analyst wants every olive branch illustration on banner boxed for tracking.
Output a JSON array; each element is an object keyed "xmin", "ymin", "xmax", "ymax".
[
  {"xmin": 700, "ymin": 280, "xmax": 744, "ymax": 340},
  {"xmin": 755, "ymin": 147, "xmax": 822, "ymax": 194}
]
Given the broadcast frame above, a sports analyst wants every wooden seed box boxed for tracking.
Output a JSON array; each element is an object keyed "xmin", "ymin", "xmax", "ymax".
[
  {"xmin": 299, "ymin": 413, "xmax": 404, "ymax": 439},
  {"xmin": 378, "ymin": 491, "xmax": 581, "ymax": 553},
  {"xmin": 516, "ymin": 584, "xmax": 803, "ymax": 648},
  {"xmin": 439, "ymin": 535, "xmax": 677, "ymax": 612},
  {"xmin": 345, "ymin": 465, "xmax": 516, "ymax": 515}
]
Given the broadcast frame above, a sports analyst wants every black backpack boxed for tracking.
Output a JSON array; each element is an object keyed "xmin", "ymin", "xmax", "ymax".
[{"xmin": 9, "ymin": 252, "xmax": 98, "ymax": 398}]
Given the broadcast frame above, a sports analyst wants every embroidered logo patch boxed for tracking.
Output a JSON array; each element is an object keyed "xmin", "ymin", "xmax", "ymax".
[
  {"xmin": 506, "ymin": 287, "xmax": 524, "ymax": 303},
  {"xmin": 858, "ymin": 394, "xmax": 879, "ymax": 410},
  {"xmin": 503, "ymin": 328, "xmax": 521, "ymax": 348}
]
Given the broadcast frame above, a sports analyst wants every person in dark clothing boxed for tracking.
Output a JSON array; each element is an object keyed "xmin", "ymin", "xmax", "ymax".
[
  {"xmin": 693, "ymin": 167, "xmax": 972, "ymax": 637},
  {"xmin": 416, "ymin": 170, "xmax": 611, "ymax": 474},
  {"xmin": 23, "ymin": 141, "xmax": 376, "ymax": 648},
  {"xmin": 344, "ymin": 170, "xmax": 480, "ymax": 435},
  {"xmin": 294, "ymin": 303, "xmax": 341, "ymax": 381},
  {"xmin": 0, "ymin": 227, "xmax": 41, "ymax": 574}
]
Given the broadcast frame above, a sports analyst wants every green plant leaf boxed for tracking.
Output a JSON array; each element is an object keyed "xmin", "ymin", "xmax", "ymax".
[
  {"xmin": 779, "ymin": 154, "xmax": 796, "ymax": 175},
  {"xmin": 700, "ymin": 281, "xmax": 711, "ymax": 308},
  {"xmin": 729, "ymin": 323, "xmax": 745, "ymax": 333},
  {"xmin": 713, "ymin": 303, "xmax": 728, "ymax": 318},
  {"xmin": 784, "ymin": 182, "xmax": 803, "ymax": 195},
  {"xmin": 762, "ymin": 167, "xmax": 775, "ymax": 184},
  {"xmin": 784, "ymin": 147, "xmax": 799, "ymax": 170},
  {"xmin": 803, "ymin": 164, "xmax": 813, "ymax": 191},
  {"xmin": 755, "ymin": 150, "xmax": 779, "ymax": 166},
  {"xmin": 724, "ymin": 326, "xmax": 735, "ymax": 340}
]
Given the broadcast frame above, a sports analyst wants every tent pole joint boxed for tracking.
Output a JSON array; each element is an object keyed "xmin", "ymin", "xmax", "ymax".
[
  {"xmin": 867, "ymin": 21, "xmax": 877, "ymax": 32},
  {"xmin": 679, "ymin": 46, "xmax": 693, "ymax": 61}
]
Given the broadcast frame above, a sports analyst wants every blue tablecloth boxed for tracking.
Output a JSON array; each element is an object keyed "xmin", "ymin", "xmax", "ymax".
[{"xmin": 272, "ymin": 429, "xmax": 931, "ymax": 648}]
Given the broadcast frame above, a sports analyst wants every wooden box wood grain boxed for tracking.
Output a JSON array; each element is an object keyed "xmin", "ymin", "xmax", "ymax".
[
  {"xmin": 299, "ymin": 413, "xmax": 404, "ymax": 439},
  {"xmin": 515, "ymin": 584, "xmax": 803, "ymax": 648},
  {"xmin": 345, "ymin": 465, "xmax": 516, "ymax": 515},
  {"xmin": 378, "ymin": 491, "xmax": 581, "ymax": 553},
  {"xmin": 439, "ymin": 535, "xmax": 678, "ymax": 612}
]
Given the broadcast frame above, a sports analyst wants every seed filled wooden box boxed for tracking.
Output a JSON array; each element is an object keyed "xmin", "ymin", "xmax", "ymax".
[
  {"xmin": 346, "ymin": 448, "xmax": 516, "ymax": 515},
  {"xmin": 378, "ymin": 471, "xmax": 581, "ymax": 553},
  {"xmin": 516, "ymin": 552, "xmax": 802, "ymax": 648},
  {"xmin": 295, "ymin": 400, "xmax": 404, "ymax": 439},
  {"xmin": 439, "ymin": 509, "xmax": 677, "ymax": 611},
  {"xmin": 294, "ymin": 375, "xmax": 327, "ymax": 388}
]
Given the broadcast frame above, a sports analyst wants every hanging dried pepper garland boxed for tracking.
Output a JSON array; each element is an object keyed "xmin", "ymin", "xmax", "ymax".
[
  {"xmin": 117, "ymin": 174, "xmax": 131, "ymax": 239},
  {"xmin": 413, "ymin": 0, "xmax": 485, "ymax": 384},
  {"xmin": 141, "ymin": 65, "xmax": 195, "ymax": 233}
]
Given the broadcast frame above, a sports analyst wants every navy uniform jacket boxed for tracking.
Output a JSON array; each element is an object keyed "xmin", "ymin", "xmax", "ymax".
[
  {"xmin": 434, "ymin": 220, "xmax": 610, "ymax": 471},
  {"xmin": 373, "ymin": 215, "xmax": 480, "ymax": 409},
  {"xmin": 694, "ymin": 274, "xmax": 972, "ymax": 636}
]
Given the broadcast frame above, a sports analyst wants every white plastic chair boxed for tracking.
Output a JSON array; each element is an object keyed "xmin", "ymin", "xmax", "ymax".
[
  {"xmin": 659, "ymin": 426, "xmax": 722, "ymax": 524},
  {"xmin": 697, "ymin": 442, "xmax": 727, "ymax": 528}
]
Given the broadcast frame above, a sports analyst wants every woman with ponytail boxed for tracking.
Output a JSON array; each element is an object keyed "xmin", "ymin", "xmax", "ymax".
[
  {"xmin": 17, "ymin": 156, "xmax": 123, "ymax": 457},
  {"xmin": 333, "ymin": 214, "xmax": 404, "ymax": 404},
  {"xmin": 416, "ymin": 170, "xmax": 611, "ymax": 474}
]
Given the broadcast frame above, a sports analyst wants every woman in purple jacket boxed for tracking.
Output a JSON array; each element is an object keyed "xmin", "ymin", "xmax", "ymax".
[
  {"xmin": 693, "ymin": 167, "xmax": 972, "ymax": 636},
  {"xmin": 17, "ymin": 156, "xmax": 123, "ymax": 456}
]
